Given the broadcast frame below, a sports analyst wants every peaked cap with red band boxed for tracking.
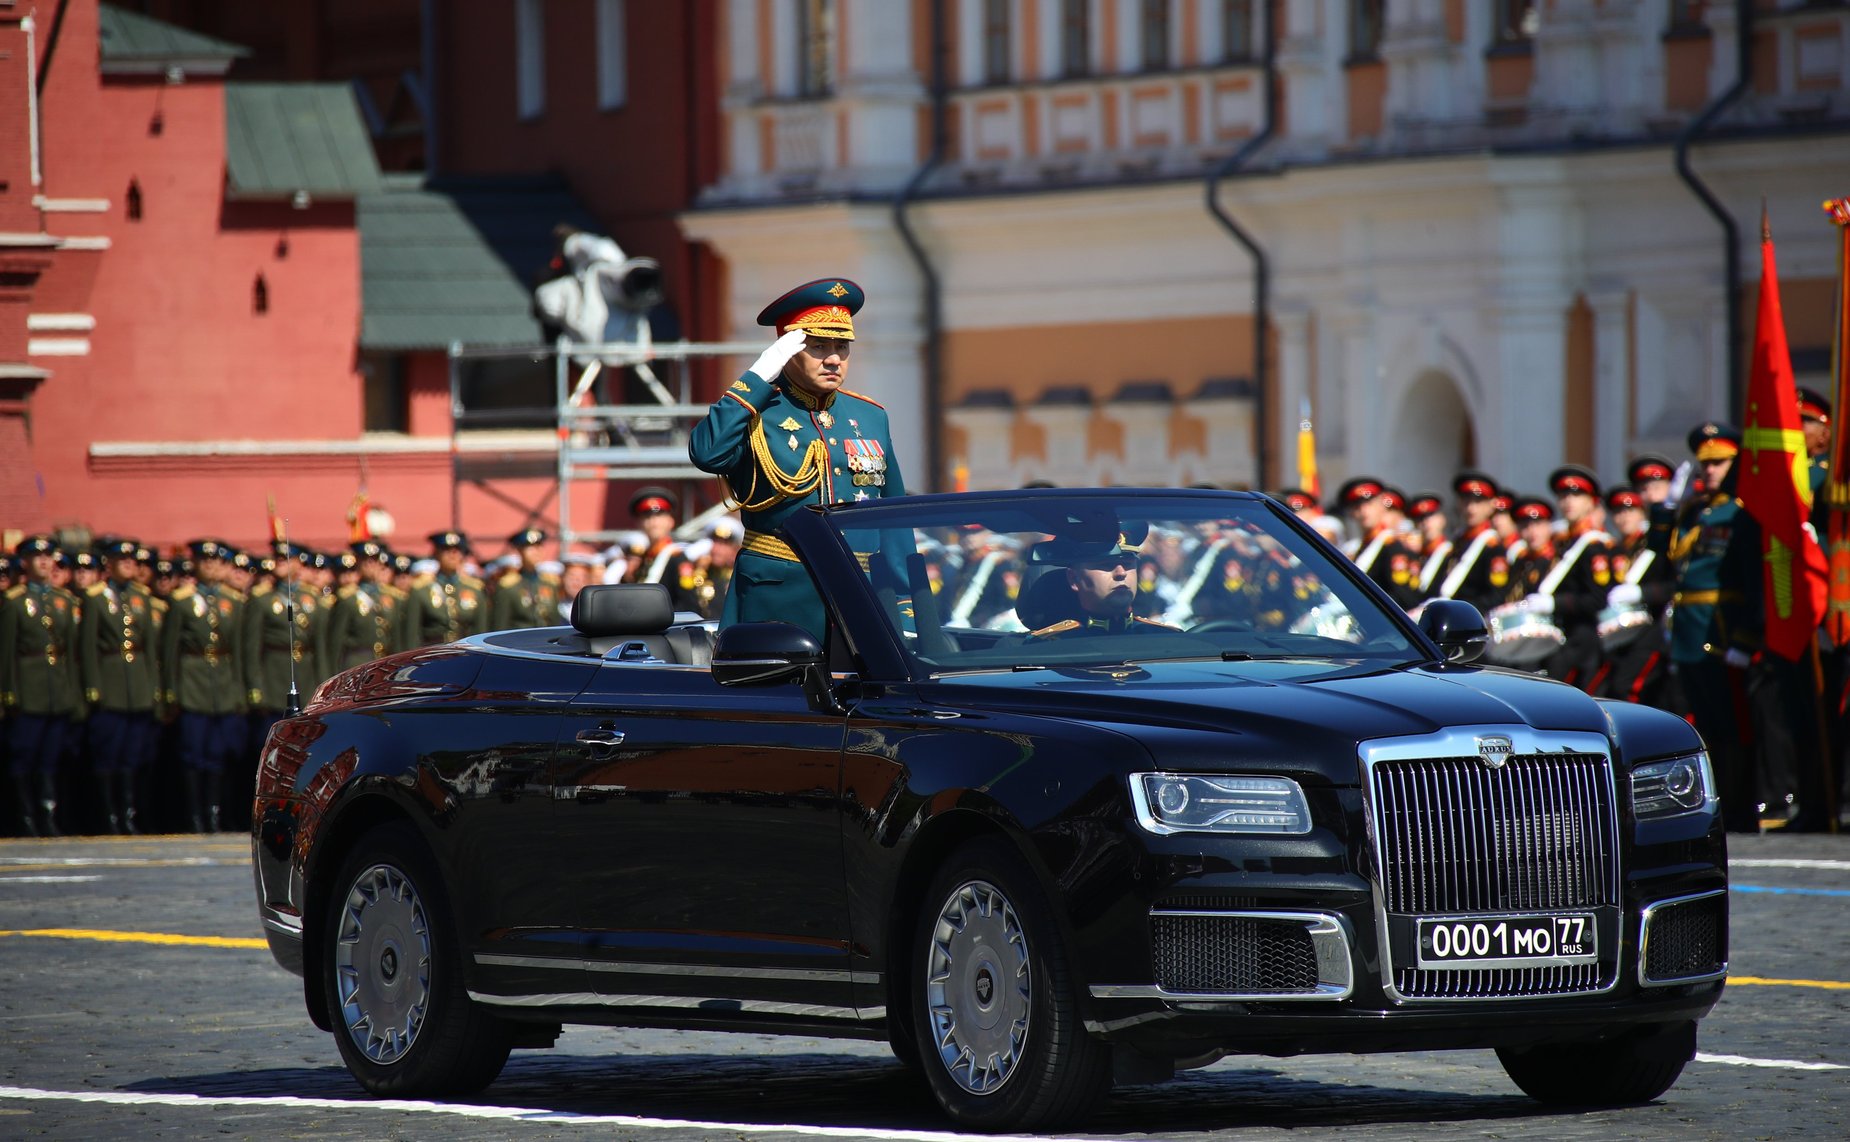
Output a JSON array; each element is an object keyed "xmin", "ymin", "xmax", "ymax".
[
  {"xmin": 1512, "ymin": 497, "xmax": 1555, "ymax": 524},
  {"xmin": 1547, "ymin": 464, "xmax": 1600, "ymax": 500},
  {"xmin": 756, "ymin": 278, "xmax": 865, "ymax": 341},
  {"xmin": 1627, "ymin": 454, "xmax": 1674, "ymax": 485},
  {"xmin": 629, "ymin": 486, "xmax": 679, "ymax": 518},
  {"xmin": 1336, "ymin": 477, "xmax": 1386, "ymax": 507},
  {"xmin": 1606, "ymin": 488, "xmax": 1645, "ymax": 512},
  {"xmin": 1798, "ymin": 385, "xmax": 1831, "ymax": 424},
  {"xmin": 1452, "ymin": 469, "xmax": 1498, "ymax": 501},
  {"xmin": 1408, "ymin": 493, "xmax": 1444, "ymax": 520}
]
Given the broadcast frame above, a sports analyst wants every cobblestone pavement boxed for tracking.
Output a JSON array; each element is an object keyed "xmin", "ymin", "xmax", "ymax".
[{"xmin": 0, "ymin": 831, "xmax": 1845, "ymax": 1141}]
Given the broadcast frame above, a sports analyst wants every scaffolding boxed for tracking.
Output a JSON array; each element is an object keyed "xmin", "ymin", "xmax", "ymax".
[{"xmin": 446, "ymin": 336, "xmax": 761, "ymax": 551}]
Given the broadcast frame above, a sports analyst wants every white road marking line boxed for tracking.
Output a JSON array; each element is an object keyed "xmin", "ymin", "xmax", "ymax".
[
  {"xmin": 0, "ymin": 1085, "xmax": 1075, "ymax": 1140},
  {"xmin": 1729, "ymin": 858, "xmax": 1850, "ymax": 872},
  {"xmin": 0, "ymin": 876, "xmax": 102, "ymax": 884},
  {"xmin": 1695, "ymin": 1053, "xmax": 1847, "ymax": 1071},
  {"xmin": 0, "ymin": 857, "xmax": 225, "ymax": 867}
]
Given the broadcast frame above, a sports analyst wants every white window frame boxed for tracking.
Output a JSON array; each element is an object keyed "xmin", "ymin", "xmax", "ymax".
[
  {"xmin": 597, "ymin": 0, "xmax": 628, "ymax": 110},
  {"xmin": 516, "ymin": 0, "xmax": 546, "ymax": 120}
]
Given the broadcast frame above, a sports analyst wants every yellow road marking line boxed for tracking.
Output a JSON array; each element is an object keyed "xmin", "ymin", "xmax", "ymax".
[
  {"xmin": 0, "ymin": 928, "xmax": 266, "ymax": 950},
  {"xmin": 1729, "ymin": 975, "xmax": 1850, "ymax": 990}
]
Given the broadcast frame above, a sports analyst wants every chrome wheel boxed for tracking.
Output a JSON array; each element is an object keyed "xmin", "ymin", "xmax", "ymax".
[
  {"xmin": 925, "ymin": 877, "xmax": 1032, "ymax": 1096},
  {"xmin": 333, "ymin": 862, "xmax": 432, "ymax": 1065}
]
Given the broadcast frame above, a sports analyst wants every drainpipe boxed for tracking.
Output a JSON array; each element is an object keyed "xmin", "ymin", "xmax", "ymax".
[
  {"xmin": 893, "ymin": 0, "xmax": 947, "ymax": 491},
  {"xmin": 35, "ymin": 0, "xmax": 69, "ymax": 97},
  {"xmin": 1205, "ymin": 2, "xmax": 1278, "ymax": 488},
  {"xmin": 1673, "ymin": 0, "xmax": 1754, "ymax": 417}
]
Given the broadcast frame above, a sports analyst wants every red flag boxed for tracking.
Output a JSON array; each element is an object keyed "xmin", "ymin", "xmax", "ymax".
[
  {"xmin": 266, "ymin": 494, "xmax": 286, "ymax": 545},
  {"xmin": 1737, "ymin": 210, "xmax": 1829, "ymax": 662},
  {"xmin": 1824, "ymin": 197, "xmax": 1850, "ymax": 645},
  {"xmin": 347, "ymin": 489, "xmax": 372, "ymax": 543},
  {"xmin": 1297, "ymin": 399, "xmax": 1321, "ymax": 501}
]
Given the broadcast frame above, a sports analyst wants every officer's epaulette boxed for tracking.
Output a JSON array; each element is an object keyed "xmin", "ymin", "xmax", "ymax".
[
  {"xmin": 221, "ymin": 587, "xmax": 247, "ymax": 602},
  {"xmin": 1133, "ymin": 616, "xmax": 1180, "ymax": 630},
  {"xmin": 151, "ymin": 597, "xmax": 168, "ymax": 614},
  {"xmin": 838, "ymin": 388, "xmax": 884, "ymax": 409},
  {"xmin": 1028, "ymin": 619, "xmax": 1079, "ymax": 638},
  {"xmin": 539, "ymin": 571, "xmax": 561, "ymax": 585},
  {"xmin": 171, "ymin": 584, "xmax": 197, "ymax": 601},
  {"xmin": 497, "ymin": 570, "xmax": 522, "ymax": 590},
  {"xmin": 4, "ymin": 584, "xmax": 23, "ymax": 600},
  {"xmin": 459, "ymin": 574, "xmax": 485, "ymax": 590},
  {"xmin": 336, "ymin": 583, "xmax": 358, "ymax": 599},
  {"xmin": 381, "ymin": 583, "xmax": 408, "ymax": 600},
  {"xmin": 409, "ymin": 573, "xmax": 435, "ymax": 590},
  {"xmin": 85, "ymin": 582, "xmax": 107, "ymax": 598},
  {"xmin": 251, "ymin": 582, "xmax": 274, "ymax": 598}
]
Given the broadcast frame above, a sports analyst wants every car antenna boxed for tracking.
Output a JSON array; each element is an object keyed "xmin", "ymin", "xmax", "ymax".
[{"xmin": 283, "ymin": 517, "xmax": 301, "ymax": 717}]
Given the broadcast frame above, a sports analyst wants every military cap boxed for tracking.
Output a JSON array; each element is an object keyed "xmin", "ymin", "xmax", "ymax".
[
  {"xmin": 333, "ymin": 551, "xmax": 360, "ymax": 573},
  {"xmin": 1687, "ymin": 421, "xmax": 1741, "ymax": 460},
  {"xmin": 351, "ymin": 539, "xmax": 386, "ymax": 562},
  {"xmin": 1607, "ymin": 488, "xmax": 1645, "ymax": 513},
  {"xmin": 1547, "ymin": 464, "xmax": 1601, "ymax": 500},
  {"xmin": 189, "ymin": 538, "xmax": 229, "ymax": 561},
  {"xmin": 756, "ymin": 278, "xmax": 864, "ymax": 341},
  {"xmin": 562, "ymin": 550, "xmax": 606, "ymax": 568},
  {"xmin": 1511, "ymin": 497, "xmax": 1555, "ymax": 524},
  {"xmin": 70, "ymin": 550, "xmax": 102, "ymax": 571},
  {"xmin": 1492, "ymin": 492, "xmax": 1515, "ymax": 513},
  {"xmin": 257, "ymin": 555, "xmax": 278, "ymax": 575},
  {"xmin": 508, "ymin": 527, "xmax": 549, "ymax": 549},
  {"xmin": 1628, "ymin": 454, "xmax": 1675, "ymax": 486},
  {"xmin": 0, "ymin": 553, "xmax": 14, "ymax": 577},
  {"xmin": 175, "ymin": 559, "xmax": 196, "ymax": 578},
  {"xmin": 1452, "ymin": 469, "xmax": 1499, "ymax": 501},
  {"xmin": 1335, "ymin": 477, "xmax": 1388, "ymax": 508},
  {"xmin": 134, "ymin": 544, "xmax": 154, "ymax": 566},
  {"xmin": 1032, "ymin": 522, "xmax": 1151, "ymax": 566},
  {"xmin": 1407, "ymin": 492, "xmax": 1445, "ymax": 521},
  {"xmin": 427, "ymin": 530, "xmax": 470, "ymax": 553},
  {"xmin": 392, "ymin": 553, "xmax": 415, "ymax": 575},
  {"xmin": 706, "ymin": 517, "xmax": 743, "ymax": 543},
  {"xmin": 230, "ymin": 550, "xmax": 254, "ymax": 571},
  {"xmin": 307, "ymin": 550, "xmax": 330, "ymax": 571},
  {"xmin": 153, "ymin": 557, "xmax": 178, "ymax": 578},
  {"xmin": 629, "ymin": 486, "xmax": 678, "ymax": 518},
  {"xmin": 16, "ymin": 535, "xmax": 59, "ymax": 557},
  {"xmin": 1799, "ymin": 386, "xmax": 1832, "ymax": 424},
  {"xmin": 1380, "ymin": 487, "xmax": 1408, "ymax": 513},
  {"xmin": 1274, "ymin": 488, "xmax": 1320, "ymax": 513}
]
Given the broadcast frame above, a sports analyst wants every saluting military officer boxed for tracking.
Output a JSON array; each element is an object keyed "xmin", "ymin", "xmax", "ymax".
[
  {"xmin": 488, "ymin": 528, "xmax": 564, "ymax": 631},
  {"xmin": 1, "ymin": 537, "xmax": 83, "ymax": 836},
  {"xmin": 402, "ymin": 531, "xmax": 486, "ymax": 647},
  {"xmin": 78, "ymin": 538, "xmax": 161, "ymax": 834},
  {"xmin": 689, "ymin": 278, "xmax": 909, "ymax": 641},
  {"xmin": 160, "ymin": 540, "xmax": 248, "ymax": 833}
]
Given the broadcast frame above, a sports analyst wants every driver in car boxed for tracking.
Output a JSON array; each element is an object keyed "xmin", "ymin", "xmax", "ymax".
[{"xmin": 1023, "ymin": 532, "xmax": 1180, "ymax": 641}]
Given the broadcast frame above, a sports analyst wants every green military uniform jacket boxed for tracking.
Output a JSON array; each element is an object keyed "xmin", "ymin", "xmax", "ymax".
[
  {"xmin": 402, "ymin": 572, "xmax": 486, "ymax": 647},
  {"xmin": 0, "ymin": 582, "xmax": 83, "ymax": 716},
  {"xmin": 1653, "ymin": 489, "xmax": 1761, "ymax": 665},
  {"xmin": 79, "ymin": 579, "xmax": 160, "ymax": 713},
  {"xmin": 325, "ymin": 583, "xmax": 397, "ymax": 672},
  {"xmin": 160, "ymin": 584, "xmax": 246, "ymax": 715},
  {"xmin": 488, "ymin": 569, "xmax": 563, "ymax": 631},
  {"xmin": 243, "ymin": 582, "xmax": 321, "ymax": 713},
  {"xmin": 689, "ymin": 370, "xmax": 907, "ymax": 639}
]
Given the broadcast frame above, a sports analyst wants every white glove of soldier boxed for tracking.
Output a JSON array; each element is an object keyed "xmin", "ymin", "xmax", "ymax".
[
  {"xmin": 746, "ymin": 329, "xmax": 810, "ymax": 384},
  {"xmin": 1522, "ymin": 593, "xmax": 1554, "ymax": 616},
  {"xmin": 1723, "ymin": 647, "xmax": 1752, "ymax": 670},
  {"xmin": 1606, "ymin": 583, "xmax": 1643, "ymax": 608},
  {"xmin": 1664, "ymin": 460, "xmax": 1695, "ymax": 509}
]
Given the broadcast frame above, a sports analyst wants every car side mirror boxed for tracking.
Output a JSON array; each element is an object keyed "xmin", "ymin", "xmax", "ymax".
[
  {"xmin": 1417, "ymin": 599, "xmax": 1488, "ymax": 664},
  {"xmin": 712, "ymin": 622, "xmax": 826, "ymax": 687}
]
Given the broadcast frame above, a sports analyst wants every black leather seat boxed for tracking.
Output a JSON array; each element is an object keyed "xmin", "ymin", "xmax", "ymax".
[
  {"xmin": 570, "ymin": 584, "xmax": 711, "ymax": 665},
  {"xmin": 1013, "ymin": 569, "xmax": 1078, "ymax": 632}
]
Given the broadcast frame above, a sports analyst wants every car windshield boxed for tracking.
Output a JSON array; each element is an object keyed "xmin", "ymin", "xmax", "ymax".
[{"xmin": 826, "ymin": 490, "xmax": 1426, "ymax": 675}]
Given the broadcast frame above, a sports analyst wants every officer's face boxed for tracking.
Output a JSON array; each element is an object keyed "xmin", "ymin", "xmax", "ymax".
[
  {"xmin": 785, "ymin": 336, "xmax": 851, "ymax": 396},
  {"xmin": 638, "ymin": 510, "xmax": 675, "ymax": 542},
  {"xmin": 1699, "ymin": 457, "xmax": 1732, "ymax": 487},
  {"xmin": 110, "ymin": 556, "xmax": 138, "ymax": 581},
  {"xmin": 1521, "ymin": 519, "xmax": 1553, "ymax": 549},
  {"xmin": 1067, "ymin": 557, "xmax": 1135, "ymax": 616},
  {"xmin": 437, "ymin": 548, "xmax": 464, "ymax": 574},
  {"xmin": 1804, "ymin": 416, "xmax": 1828, "ymax": 455},
  {"xmin": 27, "ymin": 552, "xmax": 56, "ymax": 581},
  {"xmin": 519, "ymin": 543, "xmax": 543, "ymax": 570},
  {"xmin": 1558, "ymin": 490, "xmax": 1595, "ymax": 523}
]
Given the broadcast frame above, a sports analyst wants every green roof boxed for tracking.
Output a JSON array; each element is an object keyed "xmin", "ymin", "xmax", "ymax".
[
  {"xmin": 97, "ymin": 4, "xmax": 249, "ymax": 71},
  {"xmin": 225, "ymin": 83, "xmax": 385, "ymax": 200},
  {"xmin": 359, "ymin": 178, "xmax": 601, "ymax": 351}
]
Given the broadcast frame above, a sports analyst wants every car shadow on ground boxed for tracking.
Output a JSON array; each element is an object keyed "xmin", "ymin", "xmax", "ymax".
[{"xmin": 124, "ymin": 1052, "xmax": 1566, "ymax": 1133}]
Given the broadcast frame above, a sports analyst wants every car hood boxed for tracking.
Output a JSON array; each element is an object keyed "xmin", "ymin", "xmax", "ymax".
[{"xmin": 924, "ymin": 659, "xmax": 1610, "ymax": 781}]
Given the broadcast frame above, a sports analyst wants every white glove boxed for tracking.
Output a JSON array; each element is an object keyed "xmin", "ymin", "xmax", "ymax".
[
  {"xmin": 1664, "ymin": 460, "xmax": 1694, "ymax": 509},
  {"xmin": 1723, "ymin": 647, "xmax": 1752, "ymax": 670},
  {"xmin": 1523, "ymin": 593, "xmax": 1554, "ymax": 616},
  {"xmin": 1606, "ymin": 583, "xmax": 1643, "ymax": 608},
  {"xmin": 746, "ymin": 329, "xmax": 810, "ymax": 383}
]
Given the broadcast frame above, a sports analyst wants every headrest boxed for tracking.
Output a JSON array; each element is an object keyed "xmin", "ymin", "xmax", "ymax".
[{"xmin": 571, "ymin": 583, "xmax": 673, "ymax": 636}]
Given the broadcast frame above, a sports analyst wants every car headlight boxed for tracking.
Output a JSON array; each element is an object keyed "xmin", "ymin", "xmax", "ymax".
[
  {"xmin": 1630, "ymin": 752, "xmax": 1716, "ymax": 821},
  {"xmin": 1130, "ymin": 773, "xmax": 1312, "ymax": 835}
]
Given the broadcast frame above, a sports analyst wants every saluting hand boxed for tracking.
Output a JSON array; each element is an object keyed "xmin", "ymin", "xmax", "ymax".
[{"xmin": 747, "ymin": 329, "xmax": 810, "ymax": 383}]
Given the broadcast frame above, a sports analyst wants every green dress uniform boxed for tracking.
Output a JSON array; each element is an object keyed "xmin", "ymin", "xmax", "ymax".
[
  {"xmin": 325, "ymin": 582, "xmax": 395, "ymax": 671},
  {"xmin": 688, "ymin": 278, "xmax": 908, "ymax": 642},
  {"xmin": 78, "ymin": 571, "xmax": 160, "ymax": 832},
  {"xmin": 488, "ymin": 568, "xmax": 564, "ymax": 631},
  {"xmin": 161, "ymin": 579, "xmax": 247, "ymax": 831},
  {"xmin": 2, "ymin": 568, "xmax": 83, "ymax": 835},
  {"xmin": 243, "ymin": 581, "xmax": 319, "ymax": 714},
  {"xmin": 402, "ymin": 572, "xmax": 487, "ymax": 646}
]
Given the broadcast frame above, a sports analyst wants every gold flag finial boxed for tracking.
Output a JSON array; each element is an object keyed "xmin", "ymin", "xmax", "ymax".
[{"xmin": 1827, "ymin": 198, "xmax": 1850, "ymax": 228}]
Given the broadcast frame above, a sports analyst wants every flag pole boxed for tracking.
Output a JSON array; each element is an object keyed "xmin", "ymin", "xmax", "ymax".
[{"xmin": 1822, "ymin": 197, "xmax": 1850, "ymax": 829}]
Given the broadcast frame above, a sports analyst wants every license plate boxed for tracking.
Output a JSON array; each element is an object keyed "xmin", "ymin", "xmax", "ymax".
[{"xmin": 1416, "ymin": 914, "xmax": 1597, "ymax": 967}]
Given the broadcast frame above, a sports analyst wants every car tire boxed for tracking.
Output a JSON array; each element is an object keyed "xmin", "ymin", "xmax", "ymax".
[
  {"xmin": 909, "ymin": 836, "xmax": 1111, "ymax": 1131},
  {"xmin": 322, "ymin": 821, "xmax": 514, "ymax": 1096},
  {"xmin": 1496, "ymin": 1024, "xmax": 1694, "ymax": 1106}
]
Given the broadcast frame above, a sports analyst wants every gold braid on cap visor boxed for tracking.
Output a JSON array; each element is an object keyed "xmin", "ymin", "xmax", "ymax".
[
  {"xmin": 726, "ymin": 417, "xmax": 832, "ymax": 511},
  {"xmin": 783, "ymin": 306, "xmax": 855, "ymax": 340}
]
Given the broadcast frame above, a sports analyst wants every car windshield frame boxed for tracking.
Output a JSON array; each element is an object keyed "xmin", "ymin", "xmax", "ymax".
[{"xmin": 795, "ymin": 488, "xmax": 1434, "ymax": 682}]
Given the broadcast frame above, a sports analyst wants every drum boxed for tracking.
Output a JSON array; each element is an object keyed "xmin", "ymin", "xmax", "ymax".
[
  {"xmin": 1485, "ymin": 601, "xmax": 1565, "ymax": 666},
  {"xmin": 1596, "ymin": 603, "xmax": 1653, "ymax": 653}
]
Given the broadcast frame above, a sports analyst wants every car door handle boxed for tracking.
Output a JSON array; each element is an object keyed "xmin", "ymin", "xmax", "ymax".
[{"xmin": 576, "ymin": 728, "xmax": 625, "ymax": 759}]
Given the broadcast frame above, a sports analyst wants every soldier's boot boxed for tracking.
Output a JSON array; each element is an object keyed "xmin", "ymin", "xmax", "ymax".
[
  {"xmin": 121, "ymin": 772, "xmax": 142, "ymax": 836},
  {"xmin": 182, "ymin": 769, "xmax": 207, "ymax": 834},
  {"xmin": 34, "ymin": 772, "xmax": 62, "ymax": 838},
  {"xmin": 12, "ymin": 775, "xmax": 38, "ymax": 837},
  {"xmin": 99, "ymin": 772, "xmax": 123, "ymax": 835}
]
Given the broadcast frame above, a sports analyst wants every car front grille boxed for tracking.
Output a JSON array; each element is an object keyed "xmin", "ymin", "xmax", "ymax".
[
  {"xmin": 1370, "ymin": 749, "xmax": 1620, "ymax": 1000},
  {"xmin": 1641, "ymin": 892, "xmax": 1727, "ymax": 985},
  {"xmin": 1150, "ymin": 914, "xmax": 1321, "ymax": 994}
]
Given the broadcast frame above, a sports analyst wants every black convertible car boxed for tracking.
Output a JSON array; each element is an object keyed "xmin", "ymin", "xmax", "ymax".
[{"xmin": 252, "ymin": 488, "xmax": 1726, "ymax": 1131}]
